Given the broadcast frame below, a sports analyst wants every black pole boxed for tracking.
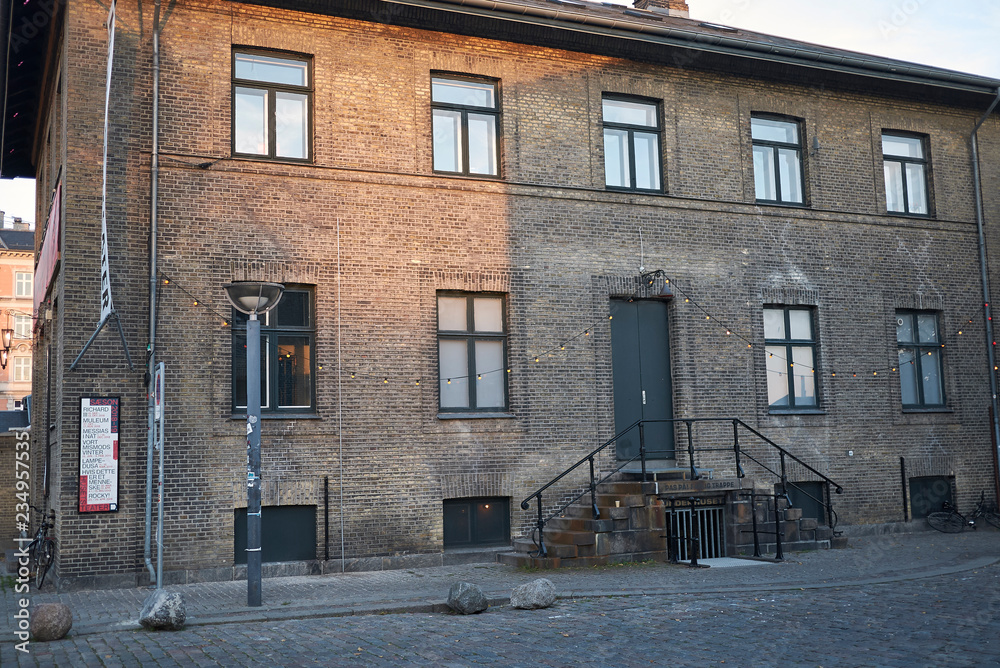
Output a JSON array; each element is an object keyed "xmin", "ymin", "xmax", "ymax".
[
  {"xmin": 246, "ymin": 315, "xmax": 262, "ymax": 607},
  {"xmin": 774, "ymin": 494, "xmax": 784, "ymax": 562},
  {"xmin": 686, "ymin": 421, "xmax": 696, "ymax": 480},
  {"xmin": 324, "ymin": 475, "xmax": 330, "ymax": 562},
  {"xmin": 639, "ymin": 422, "xmax": 647, "ymax": 479},
  {"xmin": 665, "ymin": 498, "xmax": 677, "ymax": 563},
  {"xmin": 733, "ymin": 420, "xmax": 743, "ymax": 478},
  {"xmin": 535, "ymin": 495, "xmax": 547, "ymax": 558},
  {"xmin": 900, "ymin": 457, "xmax": 909, "ymax": 522},
  {"xmin": 689, "ymin": 496, "xmax": 700, "ymax": 566},
  {"xmin": 750, "ymin": 489, "xmax": 761, "ymax": 558},
  {"xmin": 589, "ymin": 457, "xmax": 599, "ymax": 519}
]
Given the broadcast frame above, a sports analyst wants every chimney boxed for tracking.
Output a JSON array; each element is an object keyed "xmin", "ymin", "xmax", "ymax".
[
  {"xmin": 633, "ymin": 0, "xmax": 689, "ymax": 17},
  {"xmin": 12, "ymin": 217, "xmax": 28, "ymax": 231}
]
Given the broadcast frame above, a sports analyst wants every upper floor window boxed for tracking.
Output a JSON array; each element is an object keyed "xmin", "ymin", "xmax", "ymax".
[
  {"xmin": 602, "ymin": 97, "xmax": 661, "ymax": 192},
  {"xmin": 233, "ymin": 51, "xmax": 311, "ymax": 161},
  {"xmin": 883, "ymin": 133, "xmax": 929, "ymax": 215},
  {"xmin": 13, "ymin": 314, "xmax": 30, "ymax": 339},
  {"xmin": 764, "ymin": 306, "xmax": 818, "ymax": 410},
  {"xmin": 232, "ymin": 286, "xmax": 315, "ymax": 414},
  {"xmin": 438, "ymin": 293, "xmax": 508, "ymax": 412},
  {"xmin": 13, "ymin": 356, "xmax": 30, "ymax": 382},
  {"xmin": 897, "ymin": 310, "xmax": 944, "ymax": 408},
  {"xmin": 752, "ymin": 116, "xmax": 804, "ymax": 205},
  {"xmin": 15, "ymin": 272, "xmax": 31, "ymax": 298},
  {"xmin": 431, "ymin": 76, "xmax": 499, "ymax": 177}
]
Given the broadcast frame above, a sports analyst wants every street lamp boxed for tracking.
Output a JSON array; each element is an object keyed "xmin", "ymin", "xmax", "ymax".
[{"xmin": 223, "ymin": 281, "xmax": 284, "ymax": 607}]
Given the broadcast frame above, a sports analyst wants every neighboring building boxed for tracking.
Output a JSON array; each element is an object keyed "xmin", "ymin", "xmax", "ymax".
[
  {"xmin": 2, "ymin": 0, "xmax": 999, "ymax": 590},
  {"xmin": 0, "ymin": 224, "xmax": 34, "ymax": 411}
]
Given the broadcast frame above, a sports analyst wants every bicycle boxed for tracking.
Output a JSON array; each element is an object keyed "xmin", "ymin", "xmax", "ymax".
[
  {"xmin": 926, "ymin": 500, "xmax": 974, "ymax": 533},
  {"xmin": 26, "ymin": 506, "xmax": 56, "ymax": 589},
  {"xmin": 970, "ymin": 490, "xmax": 1000, "ymax": 529}
]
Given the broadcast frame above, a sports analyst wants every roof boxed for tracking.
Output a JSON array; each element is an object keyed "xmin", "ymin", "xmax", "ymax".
[
  {"xmin": 0, "ymin": 229, "xmax": 34, "ymax": 251},
  {"xmin": 0, "ymin": 409, "xmax": 29, "ymax": 431},
  {"xmin": 0, "ymin": 0, "xmax": 59, "ymax": 179},
  {"xmin": 1, "ymin": 0, "xmax": 998, "ymax": 179}
]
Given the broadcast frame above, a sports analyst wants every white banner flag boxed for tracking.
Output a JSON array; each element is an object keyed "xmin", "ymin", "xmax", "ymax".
[{"xmin": 99, "ymin": 0, "xmax": 117, "ymax": 323}]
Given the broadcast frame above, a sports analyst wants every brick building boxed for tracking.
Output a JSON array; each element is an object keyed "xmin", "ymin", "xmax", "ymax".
[
  {"xmin": 0, "ymin": 225, "xmax": 34, "ymax": 411},
  {"xmin": 2, "ymin": 0, "xmax": 999, "ymax": 589}
]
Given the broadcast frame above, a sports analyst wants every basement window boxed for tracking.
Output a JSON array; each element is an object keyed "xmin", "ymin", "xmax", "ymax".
[{"xmin": 443, "ymin": 497, "xmax": 510, "ymax": 548}]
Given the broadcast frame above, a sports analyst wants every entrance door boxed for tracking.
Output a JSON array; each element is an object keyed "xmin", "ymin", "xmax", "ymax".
[{"xmin": 610, "ymin": 299, "xmax": 675, "ymax": 461}]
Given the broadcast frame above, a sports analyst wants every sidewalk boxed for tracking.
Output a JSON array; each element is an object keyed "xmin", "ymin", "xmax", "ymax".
[{"xmin": 3, "ymin": 529, "xmax": 998, "ymax": 638}]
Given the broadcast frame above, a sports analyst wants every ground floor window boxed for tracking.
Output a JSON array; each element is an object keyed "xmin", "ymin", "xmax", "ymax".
[
  {"xmin": 909, "ymin": 476, "xmax": 952, "ymax": 519},
  {"xmin": 443, "ymin": 497, "xmax": 510, "ymax": 548},
  {"xmin": 234, "ymin": 505, "xmax": 316, "ymax": 564}
]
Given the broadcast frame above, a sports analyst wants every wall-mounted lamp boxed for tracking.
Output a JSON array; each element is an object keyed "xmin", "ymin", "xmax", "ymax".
[
  {"xmin": 639, "ymin": 270, "xmax": 672, "ymax": 298},
  {"xmin": 0, "ymin": 327, "xmax": 13, "ymax": 370},
  {"xmin": 810, "ymin": 135, "xmax": 821, "ymax": 157}
]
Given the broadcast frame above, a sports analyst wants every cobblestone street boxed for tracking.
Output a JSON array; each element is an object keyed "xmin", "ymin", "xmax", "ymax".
[{"xmin": 6, "ymin": 560, "xmax": 1000, "ymax": 667}]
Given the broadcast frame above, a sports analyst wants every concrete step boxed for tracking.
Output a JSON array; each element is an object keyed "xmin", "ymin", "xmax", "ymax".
[
  {"xmin": 547, "ymin": 516, "xmax": 615, "ymax": 533},
  {"xmin": 595, "ymin": 493, "xmax": 645, "ymax": 508},
  {"xmin": 512, "ymin": 538, "xmax": 578, "ymax": 559}
]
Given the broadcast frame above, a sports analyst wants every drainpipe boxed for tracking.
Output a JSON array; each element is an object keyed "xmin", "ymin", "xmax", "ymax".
[
  {"xmin": 144, "ymin": 0, "xmax": 161, "ymax": 586},
  {"xmin": 972, "ymin": 87, "xmax": 1000, "ymax": 500}
]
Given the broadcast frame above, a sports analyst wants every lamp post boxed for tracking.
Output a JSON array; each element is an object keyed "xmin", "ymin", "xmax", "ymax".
[{"xmin": 223, "ymin": 281, "xmax": 284, "ymax": 607}]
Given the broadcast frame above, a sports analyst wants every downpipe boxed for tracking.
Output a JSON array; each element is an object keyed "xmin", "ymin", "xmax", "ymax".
[
  {"xmin": 143, "ymin": 0, "xmax": 161, "ymax": 586},
  {"xmin": 972, "ymin": 87, "xmax": 1000, "ymax": 500}
]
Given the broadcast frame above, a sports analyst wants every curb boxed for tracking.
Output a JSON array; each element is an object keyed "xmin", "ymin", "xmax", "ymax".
[{"xmin": 61, "ymin": 556, "xmax": 999, "ymax": 639}]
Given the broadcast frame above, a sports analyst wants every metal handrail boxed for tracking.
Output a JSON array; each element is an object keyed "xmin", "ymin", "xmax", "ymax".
[{"xmin": 518, "ymin": 416, "xmax": 845, "ymax": 559}]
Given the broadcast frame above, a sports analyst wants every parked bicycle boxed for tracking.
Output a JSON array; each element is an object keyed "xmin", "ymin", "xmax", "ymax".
[
  {"xmin": 26, "ymin": 506, "xmax": 56, "ymax": 589},
  {"xmin": 971, "ymin": 490, "xmax": 1000, "ymax": 529},
  {"xmin": 926, "ymin": 491, "xmax": 1000, "ymax": 533}
]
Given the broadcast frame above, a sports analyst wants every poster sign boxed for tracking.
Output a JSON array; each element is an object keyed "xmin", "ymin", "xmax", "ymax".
[{"xmin": 79, "ymin": 397, "xmax": 120, "ymax": 512}]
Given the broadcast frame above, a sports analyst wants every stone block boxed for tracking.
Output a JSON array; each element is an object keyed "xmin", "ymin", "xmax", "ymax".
[
  {"xmin": 800, "ymin": 518, "xmax": 818, "ymax": 531},
  {"xmin": 139, "ymin": 590, "xmax": 186, "ymax": 631},
  {"xmin": 510, "ymin": 578, "xmax": 556, "ymax": 609},
  {"xmin": 30, "ymin": 603, "xmax": 72, "ymax": 641},
  {"xmin": 784, "ymin": 507, "xmax": 803, "ymax": 521},
  {"xmin": 447, "ymin": 582, "xmax": 488, "ymax": 614}
]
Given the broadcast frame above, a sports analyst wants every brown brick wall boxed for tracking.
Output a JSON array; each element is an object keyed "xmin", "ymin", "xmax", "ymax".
[{"xmin": 28, "ymin": 0, "xmax": 1000, "ymax": 587}]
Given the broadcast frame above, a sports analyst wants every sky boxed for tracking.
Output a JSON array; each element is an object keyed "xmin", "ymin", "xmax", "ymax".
[
  {"xmin": 1, "ymin": 0, "xmax": 997, "ymax": 226},
  {"xmin": 685, "ymin": 0, "xmax": 1000, "ymax": 79}
]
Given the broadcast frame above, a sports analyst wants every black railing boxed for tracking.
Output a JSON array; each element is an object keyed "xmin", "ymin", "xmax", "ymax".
[{"xmin": 519, "ymin": 417, "xmax": 844, "ymax": 558}]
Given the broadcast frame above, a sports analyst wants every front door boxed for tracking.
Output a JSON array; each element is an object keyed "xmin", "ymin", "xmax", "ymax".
[{"xmin": 610, "ymin": 299, "xmax": 675, "ymax": 461}]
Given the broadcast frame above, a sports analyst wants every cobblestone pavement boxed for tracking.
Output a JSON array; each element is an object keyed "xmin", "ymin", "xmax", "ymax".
[
  {"xmin": 2, "ymin": 531, "xmax": 999, "ymax": 666},
  {"xmin": 5, "ymin": 564, "xmax": 1000, "ymax": 667}
]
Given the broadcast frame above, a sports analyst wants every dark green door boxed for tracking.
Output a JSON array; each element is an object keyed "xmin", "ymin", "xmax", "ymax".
[{"xmin": 611, "ymin": 299, "xmax": 675, "ymax": 461}]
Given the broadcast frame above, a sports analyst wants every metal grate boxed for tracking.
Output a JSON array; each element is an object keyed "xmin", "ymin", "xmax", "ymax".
[{"xmin": 668, "ymin": 506, "xmax": 726, "ymax": 560}]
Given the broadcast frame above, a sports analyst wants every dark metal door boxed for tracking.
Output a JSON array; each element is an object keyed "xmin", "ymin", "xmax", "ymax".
[{"xmin": 610, "ymin": 299, "xmax": 675, "ymax": 460}]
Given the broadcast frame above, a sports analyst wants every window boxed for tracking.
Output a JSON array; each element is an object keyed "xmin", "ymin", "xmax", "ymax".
[
  {"xmin": 443, "ymin": 497, "xmax": 510, "ymax": 548},
  {"xmin": 752, "ymin": 116, "xmax": 804, "ymax": 204},
  {"xmin": 764, "ymin": 307, "xmax": 818, "ymax": 409},
  {"xmin": 602, "ymin": 97, "xmax": 661, "ymax": 191},
  {"xmin": 15, "ymin": 272, "xmax": 31, "ymax": 298},
  {"xmin": 232, "ymin": 287, "xmax": 315, "ymax": 413},
  {"xmin": 897, "ymin": 310, "xmax": 944, "ymax": 408},
  {"xmin": 437, "ymin": 293, "xmax": 507, "ymax": 412},
  {"xmin": 431, "ymin": 75, "xmax": 499, "ymax": 176},
  {"xmin": 13, "ymin": 314, "xmax": 30, "ymax": 339},
  {"xmin": 883, "ymin": 133, "xmax": 929, "ymax": 215},
  {"xmin": 13, "ymin": 357, "xmax": 30, "ymax": 382},
  {"xmin": 233, "ymin": 51, "xmax": 311, "ymax": 161}
]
